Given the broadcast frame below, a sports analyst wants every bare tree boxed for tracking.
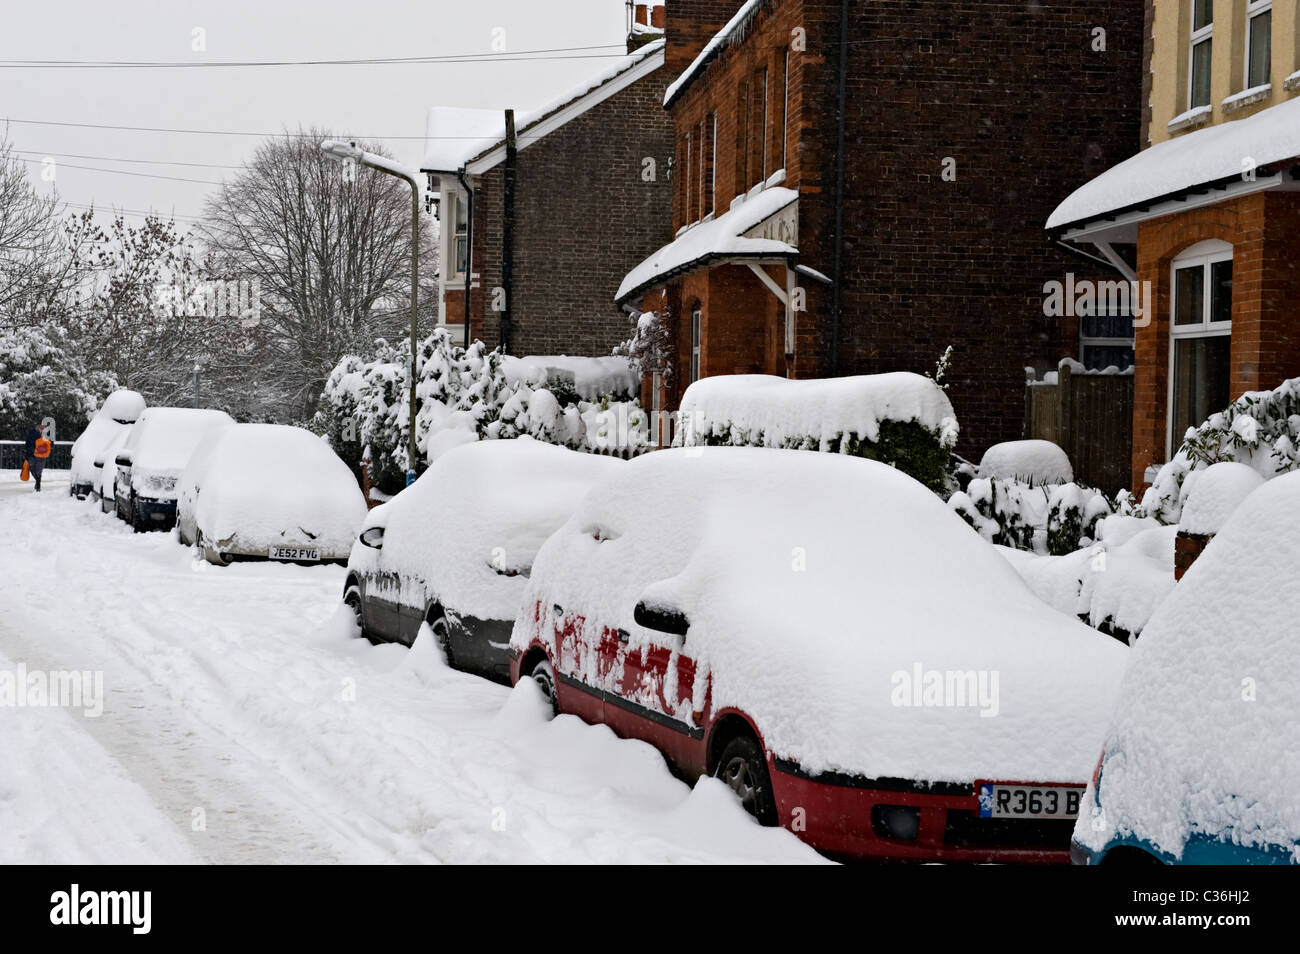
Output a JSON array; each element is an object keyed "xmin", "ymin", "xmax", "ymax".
[{"xmin": 202, "ymin": 127, "xmax": 434, "ymax": 418}]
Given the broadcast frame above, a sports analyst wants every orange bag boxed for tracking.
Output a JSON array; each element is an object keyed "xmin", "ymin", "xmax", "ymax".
[
  {"xmin": 20, "ymin": 461, "xmax": 30, "ymax": 481},
  {"xmin": 34, "ymin": 437, "xmax": 51, "ymax": 459}
]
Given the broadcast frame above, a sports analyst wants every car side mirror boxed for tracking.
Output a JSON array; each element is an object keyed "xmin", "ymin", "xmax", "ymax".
[
  {"xmin": 634, "ymin": 600, "xmax": 690, "ymax": 638},
  {"xmin": 115, "ymin": 453, "xmax": 132, "ymax": 466},
  {"xmin": 359, "ymin": 526, "xmax": 384, "ymax": 549}
]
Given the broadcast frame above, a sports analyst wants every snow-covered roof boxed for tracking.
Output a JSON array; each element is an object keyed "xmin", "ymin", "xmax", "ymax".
[
  {"xmin": 421, "ymin": 107, "xmax": 511, "ymax": 173},
  {"xmin": 664, "ymin": 0, "xmax": 766, "ymax": 108},
  {"xmin": 421, "ymin": 40, "xmax": 665, "ymax": 175},
  {"xmin": 1047, "ymin": 95, "xmax": 1300, "ymax": 231},
  {"xmin": 615, "ymin": 185, "xmax": 798, "ymax": 303}
]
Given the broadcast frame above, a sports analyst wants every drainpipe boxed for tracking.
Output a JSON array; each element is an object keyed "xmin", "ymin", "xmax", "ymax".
[
  {"xmin": 829, "ymin": 0, "xmax": 849, "ymax": 376},
  {"xmin": 457, "ymin": 170, "xmax": 476, "ymax": 349},
  {"xmin": 501, "ymin": 108, "xmax": 517, "ymax": 354}
]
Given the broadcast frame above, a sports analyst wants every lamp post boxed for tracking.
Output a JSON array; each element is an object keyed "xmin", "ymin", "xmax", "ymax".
[{"xmin": 321, "ymin": 138, "xmax": 422, "ymax": 487}]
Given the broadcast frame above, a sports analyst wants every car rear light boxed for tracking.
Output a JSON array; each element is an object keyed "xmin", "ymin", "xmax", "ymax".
[
  {"xmin": 1090, "ymin": 746, "xmax": 1106, "ymax": 791},
  {"xmin": 871, "ymin": 805, "xmax": 921, "ymax": 841}
]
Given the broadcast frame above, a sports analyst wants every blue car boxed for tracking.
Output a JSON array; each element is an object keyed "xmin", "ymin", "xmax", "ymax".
[{"xmin": 1073, "ymin": 471, "xmax": 1300, "ymax": 866}]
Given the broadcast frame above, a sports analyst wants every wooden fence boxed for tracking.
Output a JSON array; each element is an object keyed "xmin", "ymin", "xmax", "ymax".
[{"xmin": 1024, "ymin": 364, "xmax": 1132, "ymax": 495}]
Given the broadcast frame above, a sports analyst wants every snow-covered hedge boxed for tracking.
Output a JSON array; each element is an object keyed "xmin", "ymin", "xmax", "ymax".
[
  {"xmin": 1139, "ymin": 377, "xmax": 1300, "ymax": 524},
  {"xmin": 949, "ymin": 477, "xmax": 1116, "ymax": 556},
  {"xmin": 315, "ymin": 331, "xmax": 649, "ymax": 495},
  {"xmin": 675, "ymin": 372, "xmax": 959, "ymax": 492}
]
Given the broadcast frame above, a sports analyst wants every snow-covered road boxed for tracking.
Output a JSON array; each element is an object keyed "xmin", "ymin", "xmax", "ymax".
[{"xmin": 0, "ymin": 479, "xmax": 821, "ymax": 864}]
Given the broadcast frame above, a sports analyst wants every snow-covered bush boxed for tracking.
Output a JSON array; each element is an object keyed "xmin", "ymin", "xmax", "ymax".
[
  {"xmin": 315, "ymin": 334, "xmax": 650, "ymax": 495},
  {"xmin": 0, "ymin": 323, "xmax": 118, "ymax": 441},
  {"xmin": 676, "ymin": 372, "xmax": 959, "ymax": 493},
  {"xmin": 1140, "ymin": 376, "xmax": 1300, "ymax": 523},
  {"xmin": 950, "ymin": 476, "xmax": 1114, "ymax": 555},
  {"xmin": 978, "ymin": 439, "xmax": 1073, "ymax": 484}
]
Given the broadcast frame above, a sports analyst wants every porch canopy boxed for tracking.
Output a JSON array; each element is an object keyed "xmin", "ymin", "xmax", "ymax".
[
  {"xmin": 1048, "ymin": 94, "xmax": 1300, "ymax": 256},
  {"xmin": 615, "ymin": 185, "xmax": 799, "ymax": 306}
]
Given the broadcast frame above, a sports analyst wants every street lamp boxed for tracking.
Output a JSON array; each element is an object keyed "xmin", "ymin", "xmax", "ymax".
[{"xmin": 321, "ymin": 138, "xmax": 422, "ymax": 487}]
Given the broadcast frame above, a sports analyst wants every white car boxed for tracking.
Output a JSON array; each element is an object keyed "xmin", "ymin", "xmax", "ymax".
[
  {"xmin": 94, "ymin": 424, "xmax": 134, "ymax": 513},
  {"xmin": 343, "ymin": 437, "xmax": 623, "ymax": 682},
  {"xmin": 509, "ymin": 446, "xmax": 1127, "ymax": 862},
  {"xmin": 1074, "ymin": 471, "xmax": 1300, "ymax": 865},
  {"xmin": 69, "ymin": 389, "xmax": 146, "ymax": 499},
  {"xmin": 114, "ymin": 407, "xmax": 235, "ymax": 531},
  {"xmin": 178, "ymin": 423, "xmax": 367, "ymax": 565}
]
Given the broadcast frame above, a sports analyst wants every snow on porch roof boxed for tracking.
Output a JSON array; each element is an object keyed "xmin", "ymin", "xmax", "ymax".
[
  {"xmin": 1047, "ymin": 94, "xmax": 1300, "ymax": 232},
  {"xmin": 615, "ymin": 185, "xmax": 798, "ymax": 304}
]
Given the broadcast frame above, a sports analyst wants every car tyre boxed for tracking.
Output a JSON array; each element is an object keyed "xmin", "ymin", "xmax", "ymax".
[
  {"xmin": 715, "ymin": 734, "xmax": 779, "ymax": 826},
  {"xmin": 343, "ymin": 586, "xmax": 371, "ymax": 642},
  {"xmin": 529, "ymin": 659, "xmax": 559, "ymax": 718},
  {"xmin": 427, "ymin": 613, "xmax": 454, "ymax": 668}
]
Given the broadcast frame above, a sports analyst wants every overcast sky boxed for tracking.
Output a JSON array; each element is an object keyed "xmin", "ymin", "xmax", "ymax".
[{"xmin": 1, "ymin": 0, "xmax": 629, "ymax": 225}]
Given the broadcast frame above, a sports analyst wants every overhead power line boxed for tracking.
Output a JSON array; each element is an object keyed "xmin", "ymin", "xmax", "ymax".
[
  {"xmin": 10, "ymin": 148, "xmax": 242, "ymax": 170},
  {"xmin": 0, "ymin": 43, "xmax": 630, "ymax": 70},
  {"xmin": 1, "ymin": 117, "xmax": 464, "ymax": 140},
  {"xmin": 13, "ymin": 155, "xmax": 223, "ymax": 185}
]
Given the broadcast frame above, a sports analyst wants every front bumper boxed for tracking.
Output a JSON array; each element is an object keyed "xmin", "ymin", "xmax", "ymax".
[{"xmin": 770, "ymin": 761, "xmax": 1075, "ymax": 863}]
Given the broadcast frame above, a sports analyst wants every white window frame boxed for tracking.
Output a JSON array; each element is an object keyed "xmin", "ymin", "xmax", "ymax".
[
  {"xmin": 760, "ymin": 66, "xmax": 769, "ymax": 182},
  {"xmin": 445, "ymin": 188, "xmax": 469, "ymax": 281},
  {"xmin": 1245, "ymin": 0, "xmax": 1272, "ymax": 89},
  {"xmin": 690, "ymin": 306, "xmax": 702, "ymax": 383},
  {"xmin": 710, "ymin": 112, "xmax": 717, "ymax": 217},
  {"xmin": 1188, "ymin": 1, "xmax": 1214, "ymax": 110},
  {"xmin": 782, "ymin": 49, "xmax": 790, "ymax": 172},
  {"xmin": 1166, "ymin": 239, "xmax": 1233, "ymax": 457},
  {"xmin": 684, "ymin": 130, "xmax": 693, "ymax": 225}
]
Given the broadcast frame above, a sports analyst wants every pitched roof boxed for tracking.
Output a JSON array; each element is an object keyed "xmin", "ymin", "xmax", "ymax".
[
  {"xmin": 421, "ymin": 40, "xmax": 665, "ymax": 174},
  {"xmin": 663, "ymin": 0, "xmax": 768, "ymax": 109}
]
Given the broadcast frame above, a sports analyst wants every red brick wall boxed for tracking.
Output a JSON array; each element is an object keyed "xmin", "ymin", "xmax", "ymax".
[
  {"xmin": 665, "ymin": 1, "xmax": 746, "ymax": 81},
  {"xmin": 660, "ymin": 0, "xmax": 1143, "ymax": 457},
  {"xmin": 1131, "ymin": 190, "xmax": 1300, "ymax": 490},
  {"xmin": 461, "ymin": 66, "xmax": 673, "ymax": 356}
]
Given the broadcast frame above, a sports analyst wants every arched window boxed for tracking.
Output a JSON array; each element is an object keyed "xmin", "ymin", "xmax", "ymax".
[{"xmin": 1168, "ymin": 239, "xmax": 1232, "ymax": 456}]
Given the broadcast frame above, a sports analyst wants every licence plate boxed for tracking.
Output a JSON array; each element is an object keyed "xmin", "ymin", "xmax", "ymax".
[
  {"xmin": 269, "ymin": 545, "xmax": 320, "ymax": 562},
  {"xmin": 977, "ymin": 783, "xmax": 1083, "ymax": 819}
]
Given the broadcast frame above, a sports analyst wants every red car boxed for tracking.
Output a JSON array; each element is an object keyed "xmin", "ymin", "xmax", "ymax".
[{"xmin": 509, "ymin": 447, "xmax": 1126, "ymax": 862}]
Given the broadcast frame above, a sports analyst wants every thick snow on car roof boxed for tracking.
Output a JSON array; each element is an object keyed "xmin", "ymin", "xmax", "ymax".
[
  {"xmin": 516, "ymin": 446, "xmax": 1126, "ymax": 782},
  {"xmin": 179, "ymin": 424, "xmax": 367, "ymax": 553},
  {"xmin": 98, "ymin": 389, "xmax": 146, "ymax": 425},
  {"xmin": 70, "ymin": 390, "xmax": 147, "ymax": 486},
  {"xmin": 1078, "ymin": 471, "xmax": 1300, "ymax": 860},
  {"xmin": 124, "ymin": 407, "xmax": 235, "ymax": 475},
  {"xmin": 373, "ymin": 437, "xmax": 624, "ymax": 622}
]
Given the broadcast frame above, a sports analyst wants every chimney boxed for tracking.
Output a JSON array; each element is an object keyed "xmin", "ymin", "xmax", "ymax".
[{"xmin": 663, "ymin": 0, "xmax": 743, "ymax": 81}]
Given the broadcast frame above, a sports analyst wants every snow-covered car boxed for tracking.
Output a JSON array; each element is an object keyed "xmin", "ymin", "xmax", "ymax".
[
  {"xmin": 94, "ymin": 425, "xmax": 134, "ymax": 513},
  {"xmin": 177, "ymin": 423, "xmax": 367, "ymax": 566},
  {"xmin": 1073, "ymin": 472, "xmax": 1300, "ymax": 866},
  {"xmin": 113, "ymin": 407, "xmax": 235, "ymax": 531},
  {"xmin": 509, "ymin": 446, "xmax": 1127, "ymax": 863},
  {"xmin": 344, "ymin": 437, "xmax": 623, "ymax": 683},
  {"xmin": 69, "ymin": 389, "xmax": 146, "ymax": 499}
]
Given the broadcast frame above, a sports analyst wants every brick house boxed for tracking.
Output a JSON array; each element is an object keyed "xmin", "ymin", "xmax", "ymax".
[
  {"xmin": 420, "ymin": 3, "xmax": 672, "ymax": 358},
  {"xmin": 618, "ymin": 0, "xmax": 1144, "ymax": 458},
  {"xmin": 1050, "ymin": 0, "xmax": 1300, "ymax": 491}
]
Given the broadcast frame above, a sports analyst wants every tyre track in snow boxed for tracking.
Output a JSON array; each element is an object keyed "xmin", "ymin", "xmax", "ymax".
[{"xmin": 0, "ymin": 490, "xmax": 823, "ymax": 864}]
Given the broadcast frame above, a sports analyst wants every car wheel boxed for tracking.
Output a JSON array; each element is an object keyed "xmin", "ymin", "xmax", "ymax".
[
  {"xmin": 343, "ymin": 587, "xmax": 371, "ymax": 642},
  {"xmin": 427, "ymin": 613, "xmax": 454, "ymax": 668},
  {"xmin": 715, "ymin": 734, "xmax": 779, "ymax": 826},
  {"xmin": 529, "ymin": 660, "xmax": 559, "ymax": 717}
]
